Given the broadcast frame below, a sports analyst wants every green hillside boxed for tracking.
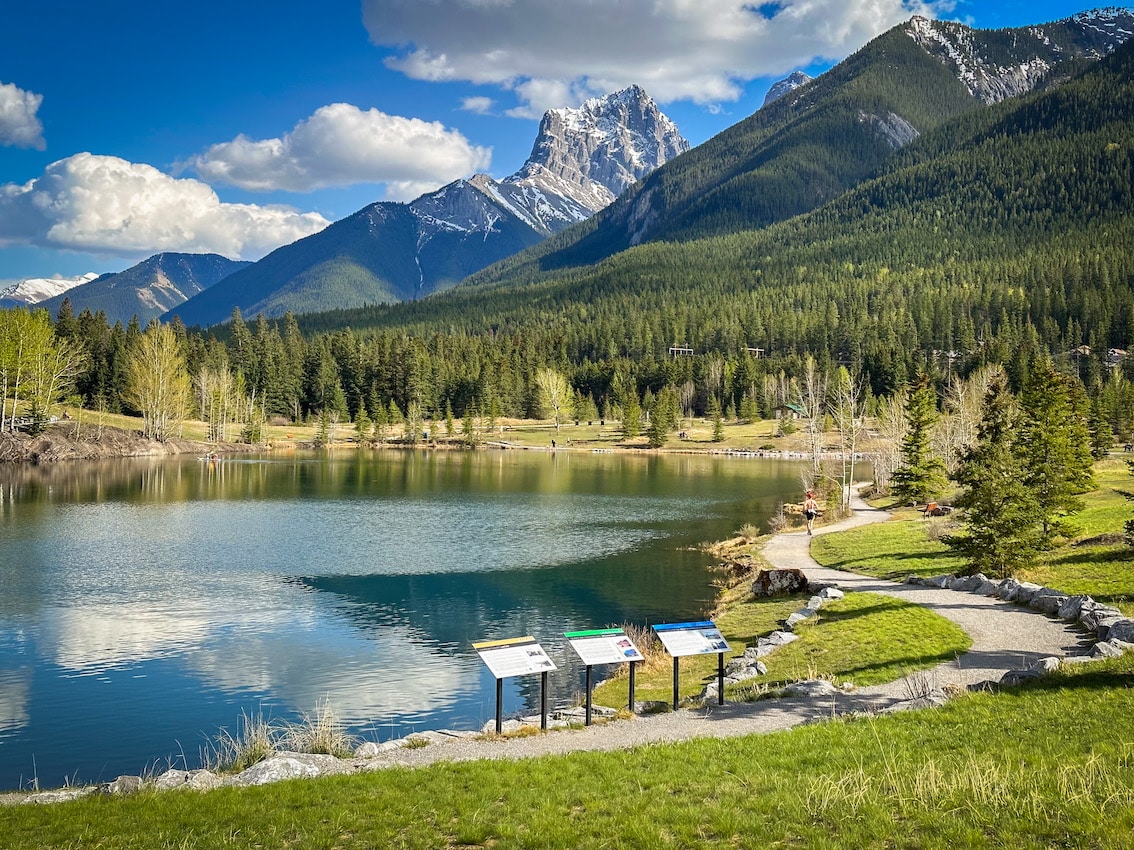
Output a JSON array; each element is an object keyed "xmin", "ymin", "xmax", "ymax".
[{"xmin": 285, "ymin": 37, "xmax": 1133, "ymax": 403}]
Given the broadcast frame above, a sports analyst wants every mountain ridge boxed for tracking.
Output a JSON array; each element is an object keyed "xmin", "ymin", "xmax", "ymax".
[
  {"xmin": 458, "ymin": 8, "xmax": 1134, "ymax": 290},
  {"xmin": 37, "ymin": 253, "xmax": 250, "ymax": 325},
  {"xmin": 166, "ymin": 86, "xmax": 686, "ymax": 327}
]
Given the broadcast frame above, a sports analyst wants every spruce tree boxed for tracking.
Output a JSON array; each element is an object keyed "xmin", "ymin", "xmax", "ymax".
[
  {"xmin": 1017, "ymin": 360, "xmax": 1094, "ymax": 542},
  {"xmin": 947, "ymin": 376, "xmax": 1043, "ymax": 578},
  {"xmin": 892, "ymin": 374, "xmax": 947, "ymax": 504}
]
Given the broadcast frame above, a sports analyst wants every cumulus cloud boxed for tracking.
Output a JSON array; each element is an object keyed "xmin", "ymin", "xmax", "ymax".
[
  {"xmin": 363, "ymin": 0, "xmax": 950, "ymax": 114},
  {"xmin": 185, "ymin": 102, "xmax": 492, "ymax": 200},
  {"xmin": 0, "ymin": 153, "xmax": 330, "ymax": 261},
  {"xmin": 0, "ymin": 81, "xmax": 46, "ymax": 150},
  {"xmin": 460, "ymin": 95, "xmax": 496, "ymax": 115}
]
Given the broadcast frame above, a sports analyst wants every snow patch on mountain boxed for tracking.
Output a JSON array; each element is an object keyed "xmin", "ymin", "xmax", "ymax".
[
  {"xmin": 410, "ymin": 86, "xmax": 687, "ymax": 240},
  {"xmin": 762, "ymin": 72, "xmax": 813, "ymax": 108},
  {"xmin": 0, "ymin": 272, "xmax": 99, "ymax": 306},
  {"xmin": 906, "ymin": 8, "xmax": 1134, "ymax": 104}
]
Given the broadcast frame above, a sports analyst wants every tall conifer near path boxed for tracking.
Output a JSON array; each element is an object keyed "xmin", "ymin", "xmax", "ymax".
[
  {"xmin": 892, "ymin": 373, "xmax": 947, "ymax": 505},
  {"xmin": 1018, "ymin": 359, "xmax": 1094, "ymax": 543},
  {"xmin": 948, "ymin": 375, "xmax": 1042, "ymax": 578}
]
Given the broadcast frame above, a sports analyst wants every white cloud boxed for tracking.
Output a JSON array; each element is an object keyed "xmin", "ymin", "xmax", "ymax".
[
  {"xmin": 0, "ymin": 81, "xmax": 46, "ymax": 150},
  {"xmin": 460, "ymin": 95, "xmax": 496, "ymax": 115},
  {"xmin": 363, "ymin": 0, "xmax": 951, "ymax": 115},
  {"xmin": 185, "ymin": 102, "xmax": 492, "ymax": 200},
  {"xmin": 0, "ymin": 153, "xmax": 330, "ymax": 261}
]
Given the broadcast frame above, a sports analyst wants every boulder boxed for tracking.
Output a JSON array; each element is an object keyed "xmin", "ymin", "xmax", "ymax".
[
  {"xmin": 184, "ymin": 770, "xmax": 223, "ymax": 791},
  {"xmin": 783, "ymin": 679, "xmax": 841, "ymax": 698},
  {"xmin": 231, "ymin": 753, "xmax": 350, "ymax": 786},
  {"xmin": 1057, "ymin": 595, "xmax": 1092, "ymax": 622},
  {"xmin": 101, "ymin": 775, "xmax": 144, "ymax": 795},
  {"xmin": 1079, "ymin": 604, "xmax": 1123, "ymax": 633},
  {"xmin": 752, "ymin": 568, "xmax": 809, "ymax": 596},
  {"xmin": 1030, "ymin": 588, "xmax": 1067, "ymax": 615},
  {"xmin": 996, "ymin": 578, "xmax": 1021, "ymax": 601},
  {"xmin": 1090, "ymin": 639, "xmax": 1134, "ymax": 659},
  {"xmin": 818, "ymin": 587, "xmax": 845, "ymax": 601},
  {"xmin": 785, "ymin": 608, "xmax": 818, "ymax": 629},
  {"xmin": 1013, "ymin": 582, "xmax": 1044, "ymax": 604},
  {"xmin": 153, "ymin": 770, "xmax": 190, "ymax": 790},
  {"xmin": 974, "ymin": 579, "xmax": 1001, "ymax": 597},
  {"xmin": 1106, "ymin": 619, "xmax": 1134, "ymax": 644}
]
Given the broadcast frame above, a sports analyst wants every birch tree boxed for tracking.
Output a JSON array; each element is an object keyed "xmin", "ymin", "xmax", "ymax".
[
  {"xmin": 125, "ymin": 323, "xmax": 191, "ymax": 441},
  {"xmin": 536, "ymin": 368, "xmax": 573, "ymax": 433}
]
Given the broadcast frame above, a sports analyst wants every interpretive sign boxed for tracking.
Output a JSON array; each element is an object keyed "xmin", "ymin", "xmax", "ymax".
[
  {"xmin": 473, "ymin": 635, "xmax": 558, "ymax": 733},
  {"xmin": 564, "ymin": 628, "xmax": 644, "ymax": 666},
  {"xmin": 473, "ymin": 636, "xmax": 558, "ymax": 679},
  {"xmin": 654, "ymin": 621, "xmax": 730, "ymax": 709},
  {"xmin": 653, "ymin": 621, "xmax": 730, "ymax": 657}
]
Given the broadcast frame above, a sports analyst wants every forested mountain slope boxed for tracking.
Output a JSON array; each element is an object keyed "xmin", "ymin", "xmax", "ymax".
[
  {"xmin": 460, "ymin": 9, "xmax": 1134, "ymax": 287},
  {"xmin": 293, "ymin": 34, "xmax": 1134, "ymax": 401}
]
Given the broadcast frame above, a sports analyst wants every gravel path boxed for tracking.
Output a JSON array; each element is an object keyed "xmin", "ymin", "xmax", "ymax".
[{"xmin": 351, "ymin": 491, "xmax": 1090, "ymax": 773}]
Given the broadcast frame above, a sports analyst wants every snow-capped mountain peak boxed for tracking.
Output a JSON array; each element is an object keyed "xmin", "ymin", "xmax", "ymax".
[
  {"xmin": 762, "ymin": 71, "xmax": 813, "ymax": 108},
  {"xmin": 510, "ymin": 85, "xmax": 689, "ymax": 206},
  {"xmin": 0, "ymin": 272, "xmax": 99, "ymax": 307}
]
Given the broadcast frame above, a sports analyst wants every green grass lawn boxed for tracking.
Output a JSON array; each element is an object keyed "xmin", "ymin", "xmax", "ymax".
[
  {"xmin": 4, "ymin": 655, "xmax": 1131, "ymax": 849},
  {"xmin": 594, "ymin": 592, "xmax": 971, "ymax": 707},
  {"xmin": 813, "ymin": 458, "xmax": 1134, "ymax": 614}
]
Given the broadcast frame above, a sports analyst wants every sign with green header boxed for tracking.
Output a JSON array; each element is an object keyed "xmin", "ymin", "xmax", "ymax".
[{"xmin": 565, "ymin": 627, "xmax": 644, "ymax": 666}]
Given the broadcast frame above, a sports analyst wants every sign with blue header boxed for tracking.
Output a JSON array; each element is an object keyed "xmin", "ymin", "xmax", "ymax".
[{"xmin": 653, "ymin": 621, "xmax": 730, "ymax": 657}]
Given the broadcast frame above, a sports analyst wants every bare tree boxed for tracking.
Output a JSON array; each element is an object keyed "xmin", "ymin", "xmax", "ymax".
[
  {"xmin": 794, "ymin": 355, "xmax": 828, "ymax": 475},
  {"xmin": 536, "ymin": 368, "xmax": 573, "ymax": 433},
  {"xmin": 125, "ymin": 323, "xmax": 191, "ymax": 441},
  {"xmin": 872, "ymin": 391, "xmax": 908, "ymax": 494},
  {"xmin": 935, "ymin": 364, "xmax": 1003, "ymax": 475},
  {"xmin": 831, "ymin": 367, "xmax": 866, "ymax": 513}
]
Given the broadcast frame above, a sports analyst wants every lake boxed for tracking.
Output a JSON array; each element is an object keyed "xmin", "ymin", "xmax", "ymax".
[{"xmin": 0, "ymin": 447, "xmax": 804, "ymax": 791}]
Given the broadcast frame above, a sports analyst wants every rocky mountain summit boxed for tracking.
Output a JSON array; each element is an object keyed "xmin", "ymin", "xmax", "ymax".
[
  {"xmin": 419, "ymin": 85, "xmax": 688, "ymax": 239},
  {"xmin": 762, "ymin": 71, "xmax": 812, "ymax": 108},
  {"xmin": 167, "ymin": 87, "xmax": 686, "ymax": 325}
]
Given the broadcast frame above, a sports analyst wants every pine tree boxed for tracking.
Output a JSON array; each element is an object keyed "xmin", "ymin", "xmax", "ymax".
[
  {"xmin": 709, "ymin": 394, "xmax": 725, "ymax": 442},
  {"xmin": 947, "ymin": 376, "xmax": 1043, "ymax": 578},
  {"xmin": 1017, "ymin": 360, "xmax": 1094, "ymax": 542},
  {"xmin": 892, "ymin": 374, "xmax": 947, "ymax": 504}
]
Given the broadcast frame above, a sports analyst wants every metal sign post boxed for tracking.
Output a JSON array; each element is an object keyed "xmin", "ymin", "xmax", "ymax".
[
  {"xmin": 564, "ymin": 628, "xmax": 646, "ymax": 724},
  {"xmin": 472, "ymin": 636, "xmax": 558, "ymax": 735},
  {"xmin": 653, "ymin": 621, "xmax": 732, "ymax": 710}
]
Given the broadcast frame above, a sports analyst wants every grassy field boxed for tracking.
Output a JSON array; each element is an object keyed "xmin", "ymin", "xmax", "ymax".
[
  {"xmin": 2, "ymin": 655, "xmax": 1131, "ymax": 849},
  {"xmin": 593, "ymin": 591, "xmax": 972, "ymax": 708},
  {"xmin": 812, "ymin": 457, "xmax": 1134, "ymax": 615}
]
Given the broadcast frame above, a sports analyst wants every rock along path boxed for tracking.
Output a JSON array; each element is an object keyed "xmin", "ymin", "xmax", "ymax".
[{"xmin": 342, "ymin": 490, "xmax": 1089, "ymax": 774}]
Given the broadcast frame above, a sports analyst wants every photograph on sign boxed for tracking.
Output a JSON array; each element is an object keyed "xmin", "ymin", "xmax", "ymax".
[
  {"xmin": 472, "ymin": 636, "xmax": 558, "ymax": 679},
  {"xmin": 653, "ymin": 621, "xmax": 731, "ymax": 657},
  {"xmin": 565, "ymin": 628, "xmax": 644, "ymax": 666}
]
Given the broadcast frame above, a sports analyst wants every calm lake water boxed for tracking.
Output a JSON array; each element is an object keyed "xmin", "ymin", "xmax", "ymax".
[{"xmin": 0, "ymin": 448, "xmax": 803, "ymax": 791}]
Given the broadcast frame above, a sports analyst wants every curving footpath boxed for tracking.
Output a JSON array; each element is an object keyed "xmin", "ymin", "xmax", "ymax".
[{"xmin": 334, "ymin": 490, "xmax": 1090, "ymax": 774}]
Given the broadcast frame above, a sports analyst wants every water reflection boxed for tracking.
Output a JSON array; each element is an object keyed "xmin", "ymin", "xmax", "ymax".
[{"xmin": 0, "ymin": 449, "xmax": 803, "ymax": 789}]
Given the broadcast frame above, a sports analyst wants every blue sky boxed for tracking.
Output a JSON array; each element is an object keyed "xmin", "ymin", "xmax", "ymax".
[{"xmin": 0, "ymin": 0, "xmax": 1121, "ymax": 281}]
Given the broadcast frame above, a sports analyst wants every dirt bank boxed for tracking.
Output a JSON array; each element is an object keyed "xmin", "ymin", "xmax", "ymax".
[{"xmin": 0, "ymin": 423, "xmax": 254, "ymax": 463}]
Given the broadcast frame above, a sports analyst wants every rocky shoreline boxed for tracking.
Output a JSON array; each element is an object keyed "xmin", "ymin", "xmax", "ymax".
[{"xmin": 0, "ymin": 423, "xmax": 255, "ymax": 464}]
